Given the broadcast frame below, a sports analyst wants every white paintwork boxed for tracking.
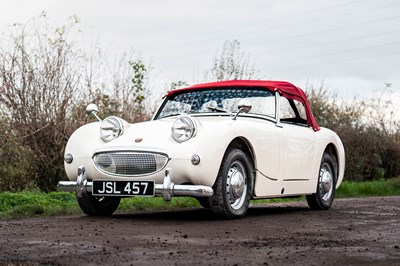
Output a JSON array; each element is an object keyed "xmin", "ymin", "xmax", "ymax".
[{"xmin": 64, "ymin": 94, "xmax": 345, "ymax": 200}]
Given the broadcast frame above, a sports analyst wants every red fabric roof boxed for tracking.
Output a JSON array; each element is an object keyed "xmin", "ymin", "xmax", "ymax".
[{"xmin": 166, "ymin": 80, "xmax": 320, "ymax": 131}]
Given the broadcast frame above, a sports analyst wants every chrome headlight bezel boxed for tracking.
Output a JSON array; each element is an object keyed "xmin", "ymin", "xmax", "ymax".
[
  {"xmin": 171, "ymin": 116, "xmax": 197, "ymax": 143},
  {"xmin": 100, "ymin": 116, "xmax": 124, "ymax": 142}
]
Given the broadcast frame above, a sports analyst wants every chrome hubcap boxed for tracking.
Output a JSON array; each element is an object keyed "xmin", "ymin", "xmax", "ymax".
[
  {"xmin": 226, "ymin": 161, "xmax": 247, "ymax": 210},
  {"xmin": 231, "ymin": 170, "xmax": 245, "ymax": 199},
  {"xmin": 319, "ymin": 163, "xmax": 333, "ymax": 202}
]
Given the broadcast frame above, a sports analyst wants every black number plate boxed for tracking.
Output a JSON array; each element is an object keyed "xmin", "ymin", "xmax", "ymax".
[{"xmin": 92, "ymin": 180, "xmax": 155, "ymax": 196}]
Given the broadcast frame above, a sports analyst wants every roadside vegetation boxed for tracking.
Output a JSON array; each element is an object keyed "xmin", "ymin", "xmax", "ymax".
[{"xmin": 1, "ymin": 15, "xmax": 400, "ymax": 218}]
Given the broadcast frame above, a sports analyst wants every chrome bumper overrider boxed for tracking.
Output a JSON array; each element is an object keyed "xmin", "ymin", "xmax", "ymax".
[{"xmin": 57, "ymin": 166, "xmax": 214, "ymax": 201}]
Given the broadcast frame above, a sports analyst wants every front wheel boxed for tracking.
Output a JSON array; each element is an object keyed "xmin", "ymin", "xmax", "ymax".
[
  {"xmin": 209, "ymin": 148, "xmax": 253, "ymax": 219},
  {"xmin": 196, "ymin": 197, "xmax": 210, "ymax": 208},
  {"xmin": 306, "ymin": 152, "xmax": 337, "ymax": 210},
  {"xmin": 77, "ymin": 193, "xmax": 121, "ymax": 216}
]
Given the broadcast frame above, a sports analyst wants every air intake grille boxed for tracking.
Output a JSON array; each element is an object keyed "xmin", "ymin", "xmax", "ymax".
[{"xmin": 93, "ymin": 152, "xmax": 168, "ymax": 176}]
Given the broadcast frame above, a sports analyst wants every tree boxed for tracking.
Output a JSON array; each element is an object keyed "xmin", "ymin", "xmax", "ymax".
[
  {"xmin": 306, "ymin": 84, "xmax": 400, "ymax": 181},
  {"xmin": 0, "ymin": 14, "xmax": 154, "ymax": 192},
  {"xmin": 0, "ymin": 14, "xmax": 85, "ymax": 191},
  {"xmin": 128, "ymin": 60, "xmax": 147, "ymax": 120},
  {"xmin": 170, "ymin": 80, "xmax": 189, "ymax": 91},
  {"xmin": 205, "ymin": 40, "xmax": 259, "ymax": 81}
]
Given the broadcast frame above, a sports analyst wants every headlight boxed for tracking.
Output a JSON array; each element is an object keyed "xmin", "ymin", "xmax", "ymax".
[
  {"xmin": 100, "ymin": 116, "xmax": 124, "ymax": 142},
  {"xmin": 171, "ymin": 116, "xmax": 197, "ymax": 143}
]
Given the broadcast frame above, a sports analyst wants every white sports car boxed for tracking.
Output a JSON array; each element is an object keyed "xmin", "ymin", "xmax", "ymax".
[{"xmin": 58, "ymin": 80, "xmax": 345, "ymax": 219}]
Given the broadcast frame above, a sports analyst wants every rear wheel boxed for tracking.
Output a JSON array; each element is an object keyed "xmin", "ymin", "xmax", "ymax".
[
  {"xmin": 77, "ymin": 193, "xmax": 120, "ymax": 216},
  {"xmin": 307, "ymin": 152, "xmax": 337, "ymax": 210},
  {"xmin": 209, "ymin": 148, "xmax": 253, "ymax": 219}
]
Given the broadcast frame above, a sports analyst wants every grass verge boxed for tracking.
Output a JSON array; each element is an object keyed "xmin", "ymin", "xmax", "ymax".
[
  {"xmin": 1, "ymin": 178, "xmax": 399, "ymax": 220},
  {"xmin": 0, "ymin": 191, "xmax": 80, "ymax": 219},
  {"xmin": 336, "ymin": 177, "xmax": 400, "ymax": 197}
]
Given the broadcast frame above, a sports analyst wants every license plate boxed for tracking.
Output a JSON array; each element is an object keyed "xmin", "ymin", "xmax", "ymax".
[{"xmin": 92, "ymin": 180, "xmax": 155, "ymax": 196}]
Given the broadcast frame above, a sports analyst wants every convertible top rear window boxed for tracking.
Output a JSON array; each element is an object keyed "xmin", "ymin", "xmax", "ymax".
[{"xmin": 155, "ymin": 87, "xmax": 275, "ymax": 119}]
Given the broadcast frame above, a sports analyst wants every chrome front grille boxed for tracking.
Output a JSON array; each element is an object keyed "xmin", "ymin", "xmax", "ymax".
[{"xmin": 93, "ymin": 152, "xmax": 169, "ymax": 176}]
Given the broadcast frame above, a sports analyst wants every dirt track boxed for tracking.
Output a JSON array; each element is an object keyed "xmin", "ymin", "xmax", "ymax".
[{"xmin": 0, "ymin": 196, "xmax": 399, "ymax": 266}]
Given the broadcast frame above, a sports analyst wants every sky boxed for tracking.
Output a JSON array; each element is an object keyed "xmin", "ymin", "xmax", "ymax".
[{"xmin": 1, "ymin": 0, "xmax": 400, "ymax": 99}]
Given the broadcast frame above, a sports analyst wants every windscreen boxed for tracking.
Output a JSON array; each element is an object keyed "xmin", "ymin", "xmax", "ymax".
[{"xmin": 155, "ymin": 87, "xmax": 275, "ymax": 119}]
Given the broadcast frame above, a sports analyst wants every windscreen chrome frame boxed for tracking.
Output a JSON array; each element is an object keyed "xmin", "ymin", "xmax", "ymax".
[{"xmin": 275, "ymin": 92, "xmax": 282, "ymax": 128}]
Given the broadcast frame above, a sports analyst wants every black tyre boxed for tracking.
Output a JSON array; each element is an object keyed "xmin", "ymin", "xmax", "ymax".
[
  {"xmin": 306, "ymin": 152, "xmax": 337, "ymax": 210},
  {"xmin": 209, "ymin": 148, "xmax": 253, "ymax": 219},
  {"xmin": 77, "ymin": 193, "xmax": 120, "ymax": 216}
]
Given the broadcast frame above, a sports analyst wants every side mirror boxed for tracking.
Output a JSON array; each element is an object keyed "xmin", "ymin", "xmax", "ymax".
[
  {"xmin": 86, "ymin": 103, "xmax": 99, "ymax": 115},
  {"xmin": 233, "ymin": 100, "xmax": 252, "ymax": 120},
  {"xmin": 238, "ymin": 99, "xmax": 252, "ymax": 113},
  {"xmin": 85, "ymin": 103, "xmax": 102, "ymax": 121}
]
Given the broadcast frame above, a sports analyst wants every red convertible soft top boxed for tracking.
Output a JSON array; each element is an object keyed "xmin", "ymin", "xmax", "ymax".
[{"xmin": 167, "ymin": 80, "xmax": 320, "ymax": 131}]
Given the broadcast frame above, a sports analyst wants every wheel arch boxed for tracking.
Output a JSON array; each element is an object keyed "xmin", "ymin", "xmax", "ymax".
[
  {"xmin": 324, "ymin": 143, "xmax": 340, "ymax": 183},
  {"xmin": 225, "ymin": 137, "xmax": 256, "ymax": 170}
]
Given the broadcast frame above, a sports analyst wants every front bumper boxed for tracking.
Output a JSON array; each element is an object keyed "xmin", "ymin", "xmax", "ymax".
[{"xmin": 58, "ymin": 166, "xmax": 214, "ymax": 201}]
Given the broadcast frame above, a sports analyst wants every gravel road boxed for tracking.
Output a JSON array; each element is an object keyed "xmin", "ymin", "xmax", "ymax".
[{"xmin": 0, "ymin": 196, "xmax": 399, "ymax": 266}]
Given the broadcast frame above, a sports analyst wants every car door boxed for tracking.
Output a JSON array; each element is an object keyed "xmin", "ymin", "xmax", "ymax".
[
  {"xmin": 280, "ymin": 123, "xmax": 316, "ymax": 181},
  {"xmin": 279, "ymin": 96, "xmax": 316, "ymax": 181}
]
